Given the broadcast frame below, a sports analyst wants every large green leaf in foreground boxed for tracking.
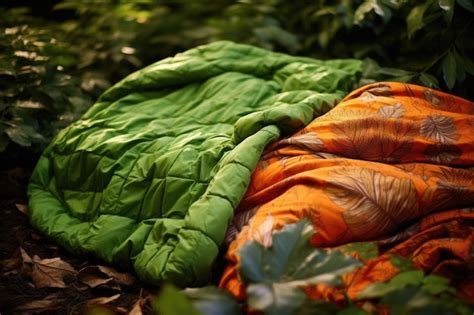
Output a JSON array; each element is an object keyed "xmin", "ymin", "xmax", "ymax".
[{"xmin": 239, "ymin": 219, "xmax": 361, "ymax": 315}]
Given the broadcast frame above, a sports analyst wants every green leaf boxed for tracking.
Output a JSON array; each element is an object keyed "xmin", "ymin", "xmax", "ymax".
[
  {"xmin": 354, "ymin": 0, "xmax": 393, "ymax": 24},
  {"xmin": 380, "ymin": 285, "xmax": 468, "ymax": 315},
  {"xmin": 5, "ymin": 125, "xmax": 32, "ymax": 147},
  {"xmin": 183, "ymin": 287, "xmax": 242, "ymax": 315},
  {"xmin": 382, "ymin": 287, "xmax": 434, "ymax": 315},
  {"xmin": 239, "ymin": 219, "xmax": 360, "ymax": 314},
  {"xmin": 421, "ymin": 275, "xmax": 453, "ymax": 295},
  {"xmin": 152, "ymin": 284, "xmax": 203, "ymax": 315},
  {"xmin": 390, "ymin": 256, "xmax": 413, "ymax": 271},
  {"xmin": 390, "ymin": 270, "xmax": 424, "ymax": 287},
  {"xmin": 457, "ymin": 0, "xmax": 474, "ymax": 12},
  {"xmin": 361, "ymin": 58, "xmax": 381, "ymax": 80},
  {"xmin": 439, "ymin": 0, "xmax": 455, "ymax": 25},
  {"xmin": 358, "ymin": 270, "xmax": 424, "ymax": 299},
  {"xmin": 406, "ymin": 3, "xmax": 431, "ymax": 38},
  {"xmin": 357, "ymin": 282, "xmax": 395, "ymax": 299},
  {"xmin": 442, "ymin": 52, "xmax": 457, "ymax": 90},
  {"xmin": 239, "ymin": 219, "xmax": 361, "ymax": 285},
  {"xmin": 419, "ymin": 73, "xmax": 441, "ymax": 89}
]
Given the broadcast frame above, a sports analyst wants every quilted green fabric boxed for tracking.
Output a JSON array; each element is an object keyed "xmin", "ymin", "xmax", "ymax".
[{"xmin": 28, "ymin": 41, "xmax": 362, "ymax": 286}]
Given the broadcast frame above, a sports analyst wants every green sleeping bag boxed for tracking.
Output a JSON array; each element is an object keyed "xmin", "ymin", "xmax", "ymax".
[{"xmin": 28, "ymin": 41, "xmax": 362, "ymax": 286}]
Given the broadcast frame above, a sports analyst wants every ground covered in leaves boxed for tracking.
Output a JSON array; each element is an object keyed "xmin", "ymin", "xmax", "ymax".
[{"xmin": 0, "ymin": 197, "xmax": 156, "ymax": 314}]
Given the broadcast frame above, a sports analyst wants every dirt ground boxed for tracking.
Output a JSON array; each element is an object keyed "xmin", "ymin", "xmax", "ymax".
[{"xmin": 0, "ymin": 166, "xmax": 156, "ymax": 314}]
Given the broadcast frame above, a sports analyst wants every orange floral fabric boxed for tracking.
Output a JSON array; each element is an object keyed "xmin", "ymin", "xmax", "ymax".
[{"xmin": 219, "ymin": 82, "xmax": 474, "ymax": 303}]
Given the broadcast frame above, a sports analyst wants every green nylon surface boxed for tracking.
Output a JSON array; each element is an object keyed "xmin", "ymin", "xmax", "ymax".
[{"xmin": 28, "ymin": 41, "xmax": 362, "ymax": 286}]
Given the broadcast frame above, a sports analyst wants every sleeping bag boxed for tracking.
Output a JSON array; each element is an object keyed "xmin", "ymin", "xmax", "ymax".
[
  {"xmin": 220, "ymin": 82, "xmax": 474, "ymax": 302},
  {"xmin": 27, "ymin": 41, "xmax": 362, "ymax": 287}
]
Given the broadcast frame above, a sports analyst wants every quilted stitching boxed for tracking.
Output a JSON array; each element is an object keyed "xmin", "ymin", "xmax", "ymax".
[{"xmin": 28, "ymin": 41, "xmax": 362, "ymax": 286}]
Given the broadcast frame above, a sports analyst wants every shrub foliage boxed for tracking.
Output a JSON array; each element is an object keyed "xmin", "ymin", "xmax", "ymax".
[{"xmin": 1, "ymin": 0, "xmax": 473, "ymax": 155}]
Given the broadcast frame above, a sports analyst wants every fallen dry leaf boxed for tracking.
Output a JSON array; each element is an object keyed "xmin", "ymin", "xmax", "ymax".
[
  {"xmin": 96, "ymin": 265, "xmax": 134, "ymax": 286},
  {"xmin": 129, "ymin": 299, "xmax": 143, "ymax": 315},
  {"xmin": 78, "ymin": 271, "xmax": 115, "ymax": 289},
  {"xmin": 15, "ymin": 203, "xmax": 29, "ymax": 215},
  {"xmin": 86, "ymin": 293, "xmax": 121, "ymax": 307},
  {"xmin": 129, "ymin": 289, "xmax": 147, "ymax": 315},
  {"xmin": 78, "ymin": 265, "xmax": 134, "ymax": 289},
  {"xmin": 20, "ymin": 247, "xmax": 32, "ymax": 264},
  {"xmin": 15, "ymin": 293, "xmax": 64, "ymax": 312},
  {"xmin": 31, "ymin": 255, "xmax": 77, "ymax": 288}
]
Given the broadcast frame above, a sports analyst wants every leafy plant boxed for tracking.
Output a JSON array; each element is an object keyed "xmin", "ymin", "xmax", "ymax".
[
  {"xmin": 239, "ymin": 219, "xmax": 361, "ymax": 315},
  {"xmin": 152, "ymin": 220, "xmax": 472, "ymax": 315},
  {"xmin": 2, "ymin": 0, "xmax": 473, "ymax": 158},
  {"xmin": 0, "ymin": 24, "xmax": 87, "ymax": 152},
  {"xmin": 358, "ymin": 269, "xmax": 472, "ymax": 315},
  {"xmin": 0, "ymin": 2, "xmax": 148, "ymax": 156},
  {"xmin": 153, "ymin": 220, "xmax": 365, "ymax": 315},
  {"xmin": 40, "ymin": 0, "xmax": 474, "ymax": 98}
]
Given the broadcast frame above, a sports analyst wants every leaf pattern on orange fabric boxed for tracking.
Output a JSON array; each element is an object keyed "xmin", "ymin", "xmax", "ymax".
[
  {"xmin": 278, "ymin": 132, "xmax": 325, "ymax": 153},
  {"xmin": 423, "ymin": 89, "xmax": 443, "ymax": 107},
  {"xmin": 422, "ymin": 88, "xmax": 467, "ymax": 113},
  {"xmin": 330, "ymin": 118, "xmax": 415, "ymax": 163},
  {"xmin": 359, "ymin": 92, "xmax": 378, "ymax": 103},
  {"xmin": 359, "ymin": 83, "xmax": 393, "ymax": 103},
  {"xmin": 422, "ymin": 168, "xmax": 474, "ymax": 212},
  {"xmin": 420, "ymin": 115, "xmax": 459, "ymax": 144},
  {"xmin": 377, "ymin": 103, "xmax": 405, "ymax": 119},
  {"xmin": 394, "ymin": 164, "xmax": 432, "ymax": 182},
  {"xmin": 324, "ymin": 168, "xmax": 418, "ymax": 239},
  {"xmin": 253, "ymin": 214, "xmax": 274, "ymax": 248},
  {"xmin": 424, "ymin": 144, "xmax": 461, "ymax": 165},
  {"xmin": 432, "ymin": 167, "xmax": 474, "ymax": 185}
]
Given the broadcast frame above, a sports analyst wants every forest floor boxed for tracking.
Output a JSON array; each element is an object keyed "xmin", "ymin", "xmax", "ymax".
[{"xmin": 0, "ymin": 168, "xmax": 156, "ymax": 314}]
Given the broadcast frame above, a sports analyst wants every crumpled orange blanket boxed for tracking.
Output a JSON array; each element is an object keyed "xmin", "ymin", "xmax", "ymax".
[{"xmin": 219, "ymin": 82, "xmax": 474, "ymax": 303}]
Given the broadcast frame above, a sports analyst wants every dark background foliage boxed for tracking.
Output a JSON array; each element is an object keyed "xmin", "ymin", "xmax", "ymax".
[{"xmin": 0, "ymin": 0, "xmax": 473, "ymax": 192}]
